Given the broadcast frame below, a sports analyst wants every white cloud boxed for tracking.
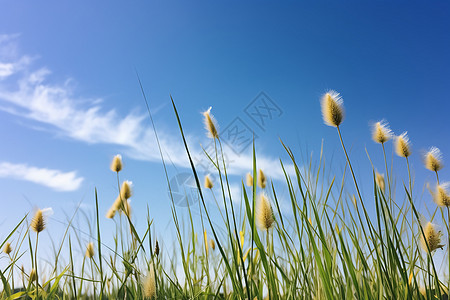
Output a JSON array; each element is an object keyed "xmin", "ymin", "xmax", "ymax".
[
  {"xmin": 0, "ymin": 34, "xmax": 32, "ymax": 80},
  {"xmin": 0, "ymin": 62, "xmax": 14, "ymax": 78},
  {"xmin": 0, "ymin": 162, "xmax": 84, "ymax": 191},
  {"xmin": 41, "ymin": 207, "xmax": 54, "ymax": 217},
  {"xmin": 226, "ymin": 182, "xmax": 248, "ymax": 205},
  {"xmin": 0, "ymin": 35, "xmax": 295, "ymax": 182}
]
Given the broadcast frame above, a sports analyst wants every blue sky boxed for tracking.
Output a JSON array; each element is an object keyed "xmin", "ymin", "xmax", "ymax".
[{"xmin": 1, "ymin": 1, "xmax": 450, "ymax": 266}]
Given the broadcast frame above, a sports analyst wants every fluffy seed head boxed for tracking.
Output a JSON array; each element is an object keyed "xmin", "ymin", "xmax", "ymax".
[
  {"xmin": 120, "ymin": 180, "xmax": 133, "ymax": 200},
  {"xmin": 376, "ymin": 172, "xmax": 385, "ymax": 193},
  {"xmin": 204, "ymin": 175, "xmax": 213, "ymax": 189},
  {"xmin": 143, "ymin": 268, "xmax": 156, "ymax": 299},
  {"xmin": 372, "ymin": 120, "xmax": 393, "ymax": 144},
  {"xmin": 257, "ymin": 169, "xmax": 266, "ymax": 189},
  {"xmin": 321, "ymin": 90, "xmax": 344, "ymax": 127},
  {"xmin": 256, "ymin": 194, "xmax": 274, "ymax": 230},
  {"xmin": 395, "ymin": 132, "xmax": 411, "ymax": 158},
  {"xmin": 203, "ymin": 107, "xmax": 218, "ymax": 139},
  {"xmin": 106, "ymin": 207, "xmax": 116, "ymax": 219},
  {"xmin": 421, "ymin": 222, "xmax": 444, "ymax": 252},
  {"xmin": 210, "ymin": 239, "xmax": 215, "ymax": 251},
  {"xmin": 114, "ymin": 195, "xmax": 131, "ymax": 217},
  {"xmin": 31, "ymin": 209, "xmax": 45, "ymax": 233},
  {"xmin": 112, "ymin": 196, "xmax": 122, "ymax": 211},
  {"xmin": 86, "ymin": 242, "xmax": 95, "ymax": 259},
  {"xmin": 246, "ymin": 173, "xmax": 253, "ymax": 187},
  {"xmin": 3, "ymin": 242, "xmax": 12, "ymax": 255},
  {"xmin": 425, "ymin": 147, "xmax": 443, "ymax": 172},
  {"xmin": 435, "ymin": 183, "xmax": 450, "ymax": 207},
  {"xmin": 110, "ymin": 154, "xmax": 123, "ymax": 172}
]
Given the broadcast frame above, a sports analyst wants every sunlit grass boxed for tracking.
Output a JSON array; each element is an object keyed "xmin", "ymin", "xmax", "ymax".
[{"xmin": 1, "ymin": 89, "xmax": 449, "ymax": 299}]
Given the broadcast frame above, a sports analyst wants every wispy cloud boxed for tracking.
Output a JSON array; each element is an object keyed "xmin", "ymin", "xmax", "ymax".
[
  {"xmin": 0, "ymin": 34, "xmax": 294, "ymax": 182},
  {"xmin": 0, "ymin": 62, "xmax": 14, "ymax": 78},
  {"xmin": 0, "ymin": 34, "xmax": 32, "ymax": 80},
  {"xmin": 0, "ymin": 162, "xmax": 84, "ymax": 191}
]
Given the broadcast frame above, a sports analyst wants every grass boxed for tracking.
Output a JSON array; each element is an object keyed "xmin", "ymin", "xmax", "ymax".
[{"xmin": 0, "ymin": 90, "xmax": 449, "ymax": 299}]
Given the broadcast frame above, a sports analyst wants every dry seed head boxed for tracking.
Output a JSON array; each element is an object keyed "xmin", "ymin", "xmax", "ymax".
[
  {"xmin": 86, "ymin": 242, "xmax": 95, "ymax": 259},
  {"xmin": 143, "ymin": 267, "xmax": 156, "ymax": 299},
  {"xmin": 113, "ymin": 196, "xmax": 122, "ymax": 211},
  {"xmin": 425, "ymin": 147, "xmax": 443, "ymax": 172},
  {"xmin": 257, "ymin": 169, "xmax": 266, "ymax": 189},
  {"xmin": 372, "ymin": 120, "xmax": 393, "ymax": 144},
  {"xmin": 202, "ymin": 106, "xmax": 219, "ymax": 139},
  {"xmin": 31, "ymin": 209, "xmax": 45, "ymax": 233},
  {"xmin": 106, "ymin": 207, "xmax": 116, "ymax": 219},
  {"xmin": 435, "ymin": 183, "xmax": 450, "ymax": 207},
  {"xmin": 120, "ymin": 180, "xmax": 133, "ymax": 200},
  {"xmin": 154, "ymin": 240, "xmax": 159, "ymax": 256},
  {"xmin": 421, "ymin": 222, "xmax": 444, "ymax": 252},
  {"xmin": 210, "ymin": 239, "xmax": 215, "ymax": 251},
  {"xmin": 29, "ymin": 268, "xmax": 36, "ymax": 282},
  {"xmin": 321, "ymin": 90, "xmax": 344, "ymax": 127},
  {"xmin": 395, "ymin": 132, "xmax": 411, "ymax": 158},
  {"xmin": 246, "ymin": 173, "xmax": 253, "ymax": 187},
  {"xmin": 376, "ymin": 172, "xmax": 385, "ymax": 193},
  {"xmin": 110, "ymin": 154, "xmax": 123, "ymax": 172},
  {"xmin": 3, "ymin": 242, "xmax": 12, "ymax": 255},
  {"xmin": 256, "ymin": 193, "xmax": 274, "ymax": 230},
  {"xmin": 204, "ymin": 175, "xmax": 213, "ymax": 189}
]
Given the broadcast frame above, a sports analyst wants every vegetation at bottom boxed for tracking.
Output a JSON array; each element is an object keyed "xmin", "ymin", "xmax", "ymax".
[{"xmin": 1, "ymin": 91, "xmax": 450, "ymax": 299}]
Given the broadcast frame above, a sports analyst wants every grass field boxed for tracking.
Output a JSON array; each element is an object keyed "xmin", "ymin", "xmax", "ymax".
[{"xmin": 1, "ymin": 91, "xmax": 449, "ymax": 299}]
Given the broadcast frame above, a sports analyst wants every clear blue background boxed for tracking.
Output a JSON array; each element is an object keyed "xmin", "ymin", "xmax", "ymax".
[{"xmin": 0, "ymin": 1, "xmax": 449, "ymax": 266}]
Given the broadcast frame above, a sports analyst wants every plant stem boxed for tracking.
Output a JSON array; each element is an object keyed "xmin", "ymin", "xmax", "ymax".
[
  {"xmin": 90, "ymin": 258, "xmax": 96, "ymax": 299},
  {"xmin": 35, "ymin": 232, "xmax": 39, "ymax": 300},
  {"xmin": 448, "ymin": 206, "xmax": 450, "ymax": 293},
  {"xmin": 382, "ymin": 142, "xmax": 392, "ymax": 209},
  {"xmin": 406, "ymin": 156, "xmax": 414, "ymax": 288},
  {"xmin": 336, "ymin": 126, "xmax": 363, "ymax": 206},
  {"xmin": 8, "ymin": 254, "xmax": 14, "ymax": 292}
]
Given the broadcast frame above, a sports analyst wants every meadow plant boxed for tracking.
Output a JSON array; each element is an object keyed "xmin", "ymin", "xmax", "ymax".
[
  {"xmin": 425, "ymin": 147, "xmax": 444, "ymax": 183},
  {"xmin": 204, "ymin": 175, "xmax": 214, "ymax": 189},
  {"xmin": 246, "ymin": 173, "xmax": 253, "ymax": 187},
  {"xmin": 257, "ymin": 169, "xmax": 267, "ymax": 189},
  {"xmin": 2, "ymin": 89, "xmax": 450, "ymax": 299}
]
